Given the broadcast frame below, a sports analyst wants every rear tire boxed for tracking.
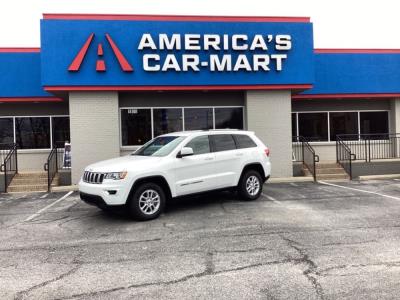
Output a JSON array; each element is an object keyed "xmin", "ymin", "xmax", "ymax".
[
  {"xmin": 128, "ymin": 182, "xmax": 166, "ymax": 221},
  {"xmin": 238, "ymin": 170, "xmax": 263, "ymax": 201}
]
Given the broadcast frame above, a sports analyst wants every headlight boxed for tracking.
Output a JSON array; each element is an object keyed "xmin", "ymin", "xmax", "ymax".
[{"xmin": 104, "ymin": 171, "xmax": 128, "ymax": 180}]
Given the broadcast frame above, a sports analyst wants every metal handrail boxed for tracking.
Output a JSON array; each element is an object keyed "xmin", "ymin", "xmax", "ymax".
[
  {"xmin": 337, "ymin": 133, "xmax": 400, "ymax": 162},
  {"xmin": 336, "ymin": 136, "xmax": 355, "ymax": 180},
  {"xmin": 0, "ymin": 143, "xmax": 18, "ymax": 193},
  {"xmin": 44, "ymin": 142, "xmax": 64, "ymax": 192},
  {"xmin": 293, "ymin": 136, "xmax": 319, "ymax": 181}
]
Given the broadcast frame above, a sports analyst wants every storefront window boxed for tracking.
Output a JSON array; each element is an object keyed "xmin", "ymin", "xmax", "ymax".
[
  {"xmin": 184, "ymin": 108, "xmax": 213, "ymax": 130},
  {"xmin": 360, "ymin": 111, "xmax": 389, "ymax": 138},
  {"xmin": 52, "ymin": 117, "xmax": 70, "ymax": 147},
  {"xmin": 215, "ymin": 107, "xmax": 243, "ymax": 129},
  {"xmin": 0, "ymin": 118, "xmax": 13, "ymax": 145},
  {"xmin": 120, "ymin": 106, "xmax": 245, "ymax": 145},
  {"xmin": 298, "ymin": 113, "xmax": 328, "ymax": 142},
  {"xmin": 329, "ymin": 112, "xmax": 358, "ymax": 141},
  {"xmin": 121, "ymin": 109, "xmax": 152, "ymax": 146},
  {"xmin": 15, "ymin": 117, "xmax": 51, "ymax": 149},
  {"xmin": 153, "ymin": 108, "xmax": 183, "ymax": 137}
]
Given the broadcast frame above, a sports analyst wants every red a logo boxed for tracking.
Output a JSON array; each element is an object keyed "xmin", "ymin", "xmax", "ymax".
[{"xmin": 68, "ymin": 33, "xmax": 133, "ymax": 72}]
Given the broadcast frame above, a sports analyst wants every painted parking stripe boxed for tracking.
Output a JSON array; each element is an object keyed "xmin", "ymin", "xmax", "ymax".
[
  {"xmin": 40, "ymin": 193, "xmax": 49, "ymax": 199},
  {"xmin": 319, "ymin": 181, "xmax": 400, "ymax": 201},
  {"xmin": 261, "ymin": 193, "xmax": 282, "ymax": 205},
  {"xmin": 25, "ymin": 191, "xmax": 74, "ymax": 222}
]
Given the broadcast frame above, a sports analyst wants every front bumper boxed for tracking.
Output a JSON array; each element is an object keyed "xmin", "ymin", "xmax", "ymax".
[
  {"xmin": 78, "ymin": 180, "xmax": 129, "ymax": 206},
  {"xmin": 80, "ymin": 192, "xmax": 108, "ymax": 208}
]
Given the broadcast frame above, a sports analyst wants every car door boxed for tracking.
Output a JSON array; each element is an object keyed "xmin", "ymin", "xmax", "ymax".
[
  {"xmin": 173, "ymin": 135, "xmax": 217, "ymax": 196},
  {"xmin": 209, "ymin": 134, "xmax": 242, "ymax": 188}
]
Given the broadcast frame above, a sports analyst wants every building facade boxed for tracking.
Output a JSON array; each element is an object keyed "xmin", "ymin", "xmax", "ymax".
[{"xmin": 0, "ymin": 14, "xmax": 399, "ymax": 185}]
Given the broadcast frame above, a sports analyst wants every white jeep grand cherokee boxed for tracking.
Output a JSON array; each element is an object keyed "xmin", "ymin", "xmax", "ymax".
[{"xmin": 79, "ymin": 130, "xmax": 271, "ymax": 220}]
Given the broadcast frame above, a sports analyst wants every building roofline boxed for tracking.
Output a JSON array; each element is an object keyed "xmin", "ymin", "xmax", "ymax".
[
  {"xmin": 0, "ymin": 48, "xmax": 40, "ymax": 53},
  {"xmin": 293, "ymin": 93, "xmax": 400, "ymax": 100},
  {"xmin": 44, "ymin": 84, "xmax": 313, "ymax": 92},
  {"xmin": 315, "ymin": 49, "xmax": 400, "ymax": 54},
  {"xmin": 42, "ymin": 13, "xmax": 311, "ymax": 23},
  {"xmin": 0, "ymin": 97, "xmax": 62, "ymax": 103}
]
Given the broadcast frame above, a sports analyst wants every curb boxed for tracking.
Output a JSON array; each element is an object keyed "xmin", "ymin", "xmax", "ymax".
[
  {"xmin": 358, "ymin": 174, "xmax": 400, "ymax": 181},
  {"xmin": 51, "ymin": 185, "xmax": 79, "ymax": 192},
  {"xmin": 268, "ymin": 176, "xmax": 314, "ymax": 183}
]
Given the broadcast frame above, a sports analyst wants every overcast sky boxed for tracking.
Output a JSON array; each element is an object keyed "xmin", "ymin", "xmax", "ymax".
[{"xmin": 1, "ymin": 0, "xmax": 399, "ymax": 48}]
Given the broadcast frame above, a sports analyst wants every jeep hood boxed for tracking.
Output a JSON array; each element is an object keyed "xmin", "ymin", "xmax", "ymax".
[{"xmin": 84, "ymin": 155, "xmax": 162, "ymax": 173}]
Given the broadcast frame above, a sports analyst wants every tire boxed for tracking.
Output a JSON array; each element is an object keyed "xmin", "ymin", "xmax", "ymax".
[
  {"xmin": 128, "ymin": 182, "xmax": 166, "ymax": 221},
  {"xmin": 238, "ymin": 170, "xmax": 263, "ymax": 201}
]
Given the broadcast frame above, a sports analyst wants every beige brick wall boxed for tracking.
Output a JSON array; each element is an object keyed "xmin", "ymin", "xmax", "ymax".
[
  {"xmin": 246, "ymin": 90, "xmax": 292, "ymax": 177},
  {"xmin": 389, "ymin": 98, "xmax": 400, "ymax": 157},
  {"xmin": 390, "ymin": 98, "xmax": 400, "ymax": 134},
  {"xmin": 309, "ymin": 144, "xmax": 336, "ymax": 161},
  {"xmin": 17, "ymin": 151, "xmax": 50, "ymax": 171},
  {"xmin": 69, "ymin": 92, "xmax": 120, "ymax": 184}
]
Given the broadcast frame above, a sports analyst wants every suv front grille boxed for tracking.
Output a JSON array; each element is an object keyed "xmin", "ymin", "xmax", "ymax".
[{"xmin": 83, "ymin": 171, "xmax": 104, "ymax": 184}]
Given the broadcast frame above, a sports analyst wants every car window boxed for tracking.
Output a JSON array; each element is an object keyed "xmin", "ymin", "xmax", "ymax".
[
  {"xmin": 184, "ymin": 135, "xmax": 210, "ymax": 155},
  {"xmin": 233, "ymin": 134, "xmax": 257, "ymax": 149},
  {"xmin": 210, "ymin": 134, "xmax": 237, "ymax": 152},
  {"xmin": 133, "ymin": 136, "xmax": 185, "ymax": 157}
]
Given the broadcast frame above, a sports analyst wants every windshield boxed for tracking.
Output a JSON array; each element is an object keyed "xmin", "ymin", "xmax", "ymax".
[{"xmin": 133, "ymin": 136, "xmax": 186, "ymax": 157}]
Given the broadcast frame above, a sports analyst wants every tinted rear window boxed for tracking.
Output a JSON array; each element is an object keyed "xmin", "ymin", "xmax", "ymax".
[
  {"xmin": 211, "ymin": 134, "xmax": 236, "ymax": 152},
  {"xmin": 234, "ymin": 134, "xmax": 257, "ymax": 149}
]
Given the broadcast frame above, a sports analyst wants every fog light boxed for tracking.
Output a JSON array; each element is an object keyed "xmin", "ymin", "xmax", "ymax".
[{"xmin": 107, "ymin": 190, "xmax": 117, "ymax": 195}]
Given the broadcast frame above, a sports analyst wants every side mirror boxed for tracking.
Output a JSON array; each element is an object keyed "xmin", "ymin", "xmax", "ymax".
[{"xmin": 178, "ymin": 147, "xmax": 194, "ymax": 158}]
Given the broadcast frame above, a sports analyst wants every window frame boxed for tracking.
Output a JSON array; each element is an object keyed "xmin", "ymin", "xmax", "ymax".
[
  {"xmin": 328, "ymin": 111, "xmax": 359, "ymax": 141},
  {"xmin": 0, "ymin": 115, "xmax": 69, "ymax": 151},
  {"xmin": 152, "ymin": 107, "xmax": 184, "ymax": 137},
  {"xmin": 119, "ymin": 106, "xmax": 245, "ymax": 148},
  {"xmin": 297, "ymin": 112, "xmax": 329, "ymax": 142},
  {"xmin": 51, "ymin": 116, "xmax": 71, "ymax": 147},
  {"xmin": 359, "ymin": 111, "xmax": 390, "ymax": 136},
  {"xmin": 120, "ymin": 108, "xmax": 153, "ymax": 147},
  {"xmin": 214, "ymin": 107, "xmax": 245, "ymax": 130},
  {"xmin": 0, "ymin": 117, "xmax": 15, "ymax": 145},
  {"xmin": 292, "ymin": 110, "xmax": 390, "ymax": 144}
]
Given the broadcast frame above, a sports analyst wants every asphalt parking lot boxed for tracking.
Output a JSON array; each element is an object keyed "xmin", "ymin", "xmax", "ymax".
[{"xmin": 1, "ymin": 180, "xmax": 400, "ymax": 299}]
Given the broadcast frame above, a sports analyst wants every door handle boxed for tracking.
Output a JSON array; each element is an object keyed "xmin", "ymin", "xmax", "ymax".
[
  {"xmin": 204, "ymin": 157, "xmax": 214, "ymax": 161},
  {"xmin": 235, "ymin": 153, "xmax": 244, "ymax": 157}
]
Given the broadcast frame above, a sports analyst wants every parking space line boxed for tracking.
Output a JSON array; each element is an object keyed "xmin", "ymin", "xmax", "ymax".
[
  {"xmin": 319, "ymin": 181, "xmax": 400, "ymax": 201},
  {"xmin": 40, "ymin": 193, "xmax": 49, "ymax": 199},
  {"xmin": 25, "ymin": 191, "xmax": 74, "ymax": 222},
  {"xmin": 261, "ymin": 193, "xmax": 282, "ymax": 205}
]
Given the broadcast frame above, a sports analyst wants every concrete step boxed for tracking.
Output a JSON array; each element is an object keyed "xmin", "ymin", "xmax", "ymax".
[
  {"xmin": 304, "ymin": 168, "xmax": 347, "ymax": 176},
  {"xmin": 303, "ymin": 168, "xmax": 347, "ymax": 176},
  {"xmin": 317, "ymin": 173, "xmax": 350, "ymax": 181},
  {"xmin": 316, "ymin": 163, "xmax": 340, "ymax": 169},
  {"xmin": 317, "ymin": 168, "xmax": 347, "ymax": 175},
  {"xmin": 8, "ymin": 172, "xmax": 60, "ymax": 193},
  {"xmin": 11, "ymin": 176, "xmax": 59, "ymax": 185},
  {"xmin": 7, "ymin": 184, "xmax": 49, "ymax": 193},
  {"xmin": 14, "ymin": 172, "xmax": 48, "ymax": 179}
]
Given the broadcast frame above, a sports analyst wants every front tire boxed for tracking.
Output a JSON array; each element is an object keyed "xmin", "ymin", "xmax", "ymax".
[
  {"xmin": 128, "ymin": 182, "xmax": 166, "ymax": 221},
  {"xmin": 238, "ymin": 170, "xmax": 263, "ymax": 200}
]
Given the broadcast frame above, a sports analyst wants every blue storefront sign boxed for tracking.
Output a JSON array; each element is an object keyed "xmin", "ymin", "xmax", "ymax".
[{"xmin": 40, "ymin": 15, "xmax": 314, "ymax": 89}]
